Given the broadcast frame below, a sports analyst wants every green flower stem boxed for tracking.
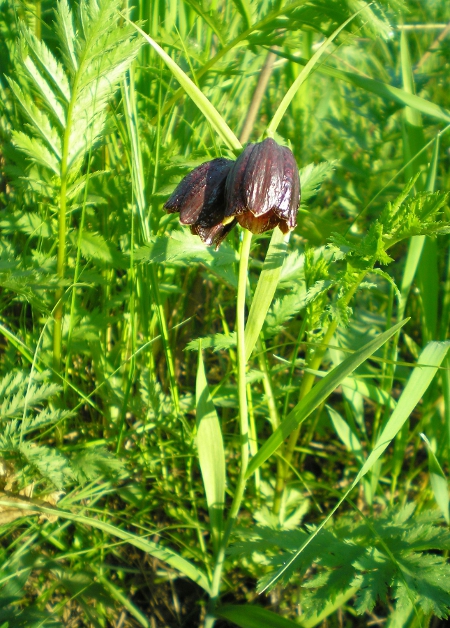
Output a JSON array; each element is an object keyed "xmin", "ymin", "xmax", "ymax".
[
  {"xmin": 272, "ymin": 273, "xmax": 366, "ymax": 515},
  {"xmin": 204, "ymin": 228, "xmax": 252, "ymax": 628}
]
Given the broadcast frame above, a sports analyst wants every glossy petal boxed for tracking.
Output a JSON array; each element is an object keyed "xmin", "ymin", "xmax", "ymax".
[
  {"xmin": 224, "ymin": 144, "xmax": 254, "ymax": 218},
  {"xmin": 237, "ymin": 209, "xmax": 289, "ymax": 235},
  {"xmin": 164, "ymin": 158, "xmax": 233, "ymax": 225},
  {"xmin": 274, "ymin": 146, "xmax": 301, "ymax": 230},
  {"xmin": 191, "ymin": 219, "xmax": 238, "ymax": 248},
  {"xmin": 243, "ymin": 138, "xmax": 285, "ymax": 217},
  {"xmin": 224, "ymin": 138, "xmax": 300, "ymax": 234}
]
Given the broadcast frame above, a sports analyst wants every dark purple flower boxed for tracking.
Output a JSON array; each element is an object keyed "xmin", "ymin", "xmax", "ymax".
[
  {"xmin": 224, "ymin": 138, "xmax": 300, "ymax": 234},
  {"xmin": 164, "ymin": 157, "xmax": 236, "ymax": 247}
]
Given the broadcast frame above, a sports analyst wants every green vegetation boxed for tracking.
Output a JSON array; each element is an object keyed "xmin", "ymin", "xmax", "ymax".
[{"xmin": 0, "ymin": 0, "xmax": 450, "ymax": 626}]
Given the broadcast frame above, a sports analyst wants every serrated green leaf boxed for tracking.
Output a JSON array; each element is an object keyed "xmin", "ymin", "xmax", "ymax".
[
  {"xmin": 21, "ymin": 27, "xmax": 71, "ymax": 101},
  {"xmin": 78, "ymin": 231, "xmax": 126, "ymax": 268},
  {"xmin": 299, "ymin": 161, "xmax": 337, "ymax": 205},
  {"xmin": 21, "ymin": 53, "xmax": 66, "ymax": 126},
  {"xmin": 186, "ymin": 332, "xmax": 237, "ymax": 352},
  {"xmin": 135, "ymin": 230, "xmax": 237, "ymax": 267},
  {"xmin": 54, "ymin": 0, "xmax": 78, "ymax": 73},
  {"xmin": 12, "ymin": 131, "xmax": 59, "ymax": 175},
  {"xmin": 7, "ymin": 79, "xmax": 62, "ymax": 159}
]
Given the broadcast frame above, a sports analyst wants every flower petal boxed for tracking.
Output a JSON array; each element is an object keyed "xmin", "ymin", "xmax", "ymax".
[
  {"xmin": 191, "ymin": 219, "xmax": 238, "ymax": 247},
  {"xmin": 164, "ymin": 158, "xmax": 232, "ymax": 225},
  {"xmin": 224, "ymin": 144, "xmax": 255, "ymax": 218},
  {"xmin": 237, "ymin": 209, "xmax": 289, "ymax": 234},
  {"xmin": 243, "ymin": 138, "xmax": 285, "ymax": 217},
  {"xmin": 273, "ymin": 146, "xmax": 301, "ymax": 230}
]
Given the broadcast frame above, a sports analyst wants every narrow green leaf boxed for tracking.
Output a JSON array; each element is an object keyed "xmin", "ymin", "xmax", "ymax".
[
  {"xmin": 421, "ymin": 433, "xmax": 450, "ymax": 525},
  {"xmin": 217, "ymin": 604, "xmax": 300, "ymax": 628},
  {"xmin": 0, "ymin": 498, "xmax": 210, "ymax": 593},
  {"xmin": 246, "ymin": 319, "xmax": 407, "ymax": 479},
  {"xmin": 245, "ymin": 228, "xmax": 287, "ymax": 360},
  {"xmin": 399, "ymin": 235, "xmax": 425, "ymax": 318},
  {"xmin": 357, "ymin": 341, "xmax": 450, "ymax": 483},
  {"xmin": 327, "ymin": 405, "xmax": 364, "ymax": 465},
  {"xmin": 126, "ymin": 19, "xmax": 242, "ymax": 154},
  {"xmin": 303, "ymin": 368, "xmax": 397, "ymax": 410},
  {"xmin": 266, "ymin": 10, "xmax": 362, "ymax": 136},
  {"xmin": 196, "ymin": 348, "xmax": 226, "ymax": 552},
  {"xmin": 269, "ymin": 49, "xmax": 450, "ymax": 126},
  {"xmin": 231, "ymin": 0, "xmax": 253, "ymax": 30},
  {"xmin": 260, "ymin": 341, "xmax": 449, "ymax": 592},
  {"xmin": 184, "ymin": 0, "xmax": 225, "ymax": 45}
]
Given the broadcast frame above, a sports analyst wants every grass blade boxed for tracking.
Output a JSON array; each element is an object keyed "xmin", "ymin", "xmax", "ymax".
[
  {"xmin": 266, "ymin": 9, "xmax": 363, "ymax": 136},
  {"xmin": 269, "ymin": 49, "xmax": 450, "ymax": 126},
  {"xmin": 260, "ymin": 341, "xmax": 448, "ymax": 592},
  {"xmin": 126, "ymin": 18, "xmax": 242, "ymax": 154},
  {"xmin": 246, "ymin": 319, "xmax": 407, "ymax": 479},
  {"xmin": 0, "ymin": 498, "xmax": 210, "ymax": 593},
  {"xmin": 327, "ymin": 405, "xmax": 364, "ymax": 466},
  {"xmin": 357, "ymin": 341, "xmax": 449, "ymax": 482},
  {"xmin": 217, "ymin": 604, "xmax": 301, "ymax": 627}
]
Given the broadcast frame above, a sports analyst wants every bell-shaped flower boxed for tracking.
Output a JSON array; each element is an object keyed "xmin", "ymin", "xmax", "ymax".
[
  {"xmin": 164, "ymin": 157, "xmax": 237, "ymax": 247},
  {"xmin": 224, "ymin": 138, "xmax": 300, "ymax": 234}
]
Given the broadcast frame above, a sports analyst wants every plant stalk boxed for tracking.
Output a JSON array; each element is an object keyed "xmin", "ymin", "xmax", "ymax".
[{"xmin": 204, "ymin": 229, "xmax": 252, "ymax": 628}]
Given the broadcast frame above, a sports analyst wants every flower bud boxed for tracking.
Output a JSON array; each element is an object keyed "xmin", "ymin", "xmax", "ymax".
[
  {"xmin": 164, "ymin": 157, "xmax": 235, "ymax": 247},
  {"xmin": 224, "ymin": 138, "xmax": 300, "ymax": 234}
]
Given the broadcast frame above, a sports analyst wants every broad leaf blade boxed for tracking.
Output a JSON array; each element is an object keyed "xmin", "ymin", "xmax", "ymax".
[
  {"xmin": 196, "ymin": 348, "xmax": 226, "ymax": 552},
  {"xmin": 245, "ymin": 228, "xmax": 287, "ymax": 360},
  {"xmin": 421, "ymin": 433, "xmax": 450, "ymax": 525}
]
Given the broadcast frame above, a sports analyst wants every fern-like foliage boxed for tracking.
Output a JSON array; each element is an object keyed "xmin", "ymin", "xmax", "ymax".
[
  {"xmin": 230, "ymin": 505, "xmax": 450, "ymax": 620},
  {"xmin": 330, "ymin": 178, "xmax": 450, "ymax": 266},
  {"xmin": 0, "ymin": 370, "xmax": 125, "ymax": 490},
  {"xmin": 5, "ymin": 0, "xmax": 141, "ymax": 197},
  {"xmin": 327, "ymin": 179, "xmax": 449, "ymax": 324}
]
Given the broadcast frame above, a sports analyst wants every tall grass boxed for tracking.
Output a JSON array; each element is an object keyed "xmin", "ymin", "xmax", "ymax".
[{"xmin": 0, "ymin": 0, "xmax": 450, "ymax": 626}]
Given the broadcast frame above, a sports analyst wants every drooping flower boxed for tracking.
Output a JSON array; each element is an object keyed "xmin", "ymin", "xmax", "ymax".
[
  {"xmin": 164, "ymin": 157, "xmax": 237, "ymax": 247},
  {"xmin": 224, "ymin": 138, "xmax": 300, "ymax": 234}
]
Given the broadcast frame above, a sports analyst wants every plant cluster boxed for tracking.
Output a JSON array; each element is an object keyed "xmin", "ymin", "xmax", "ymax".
[{"xmin": 0, "ymin": 0, "xmax": 450, "ymax": 627}]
